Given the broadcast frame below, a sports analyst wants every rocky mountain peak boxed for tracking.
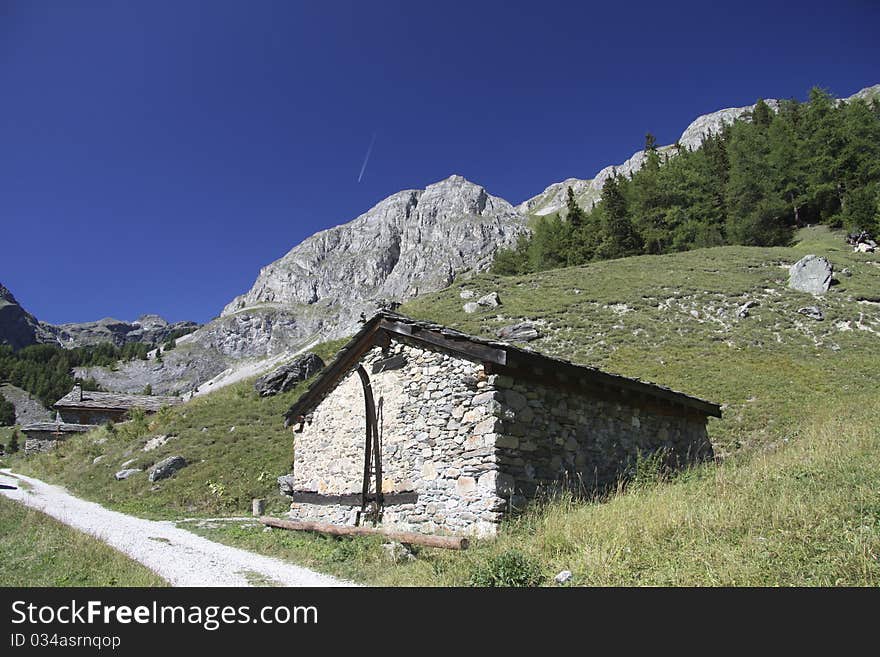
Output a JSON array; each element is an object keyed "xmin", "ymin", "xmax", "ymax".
[
  {"xmin": 0, "ymin": 281, "xmax": 45, "ymax": 350},
  {"xmin": 221, "ymin": 175, "xmax": 527, "ymax": 321},
  {"xmin": 0, "ymin": 283, "xmax": 18, "ymax": 304}
]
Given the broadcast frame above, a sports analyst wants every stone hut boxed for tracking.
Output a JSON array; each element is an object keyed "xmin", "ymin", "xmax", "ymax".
[
  {"xmin": 20, "ymin": 421, "xmax": 93, "ymax": 455},
  {"xmin": 54, "ymin": 384, "xmax": 182, "ymax": 425},
  {"xmin": 282, "ymin": 312, "xmax": 720, "ymax": 538},
  {"xmin": 21, "ymin": 385, "xmax": 183, "ymax": 454}
]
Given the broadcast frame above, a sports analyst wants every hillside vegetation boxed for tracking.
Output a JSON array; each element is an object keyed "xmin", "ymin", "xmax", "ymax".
[
  {"xmin": 5, "ymin": 339, "xmax": 347, "ymax": 520},
  {"xmin": 495, "ymin": 88, "xmax": 880, "ymax": 275},
  {"xmin": 6, "ymin": 227, "xmax": 880, "ymax": 585}
]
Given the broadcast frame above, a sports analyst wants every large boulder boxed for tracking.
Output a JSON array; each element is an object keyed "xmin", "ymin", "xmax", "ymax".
[
  {"xmin": 254, "ymin": 353, "xmax": 325, "ymax": 397},
  {"xmin": 788, "ymin": 255, "xmax": 833, "ymax": 295},
  {"xmin": 148, "ymin": 455, "xmax": 187, "ymax": 482}
]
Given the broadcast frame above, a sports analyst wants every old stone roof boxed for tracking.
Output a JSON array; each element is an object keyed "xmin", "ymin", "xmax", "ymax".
[
  {"xmin": 21, "ymin": 422, "xmax": 94, "ymax": 433},
  {"xmin": 54, "ymin": 388, "xmax": 183, "ymax": 412},
  {"xmin": 284, "ymin": 311, "xmax": 722, "ymax": 425}
]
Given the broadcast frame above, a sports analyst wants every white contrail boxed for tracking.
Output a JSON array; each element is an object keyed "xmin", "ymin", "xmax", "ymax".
[{"xmin": 357, "ymin": 132, "xmax": 376, "ymax": 183}]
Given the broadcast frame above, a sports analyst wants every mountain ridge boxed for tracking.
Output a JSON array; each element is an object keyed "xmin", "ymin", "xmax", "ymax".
[
  {"xmin": 517, "ymin": 84, "xmax": 880, "ymax": 217},
  {"xmin": 0, "ymin": 284, "xmax": 198, "ymax": 351},
  {"xmin": 43, "ymin": 83, "xmax": 880, "ymax": 395}
]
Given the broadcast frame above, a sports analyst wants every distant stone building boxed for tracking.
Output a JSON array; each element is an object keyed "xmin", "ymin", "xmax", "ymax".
[
  {"xmin": 282, "ymin": 312, "xmax": 720, "ymax": 538},
  {"xmin": 21, "ymin": 384, "xmax": 182, "ymax": 454},
  {"xmin": 20, "ymin": 421, "xmax": 93, "ymax": 455},
  {"xmin": 53, "ymin": 384, "xmax": 182, "ymax": 425}
]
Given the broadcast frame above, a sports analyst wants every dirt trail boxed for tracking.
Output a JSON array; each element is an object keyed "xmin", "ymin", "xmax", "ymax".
[{"xmin": 0, "ymin": 469, "xmax": 354, "ymax": 587}]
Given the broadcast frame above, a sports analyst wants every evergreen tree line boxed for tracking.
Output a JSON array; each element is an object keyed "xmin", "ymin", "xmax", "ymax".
[
  {"xmin": 493, "ymin": 88, "xmax": 880, "ymax": 275},
  {"xmin": 0, "ymin": 341, "xmax": 153, "ymax": 410}
]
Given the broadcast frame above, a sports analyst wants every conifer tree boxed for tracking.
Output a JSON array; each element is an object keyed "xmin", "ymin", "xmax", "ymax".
[
  {"xmin": 598, "ymin": 173, "xmax": 643, "ymax": 259},
  {"xmin": 565, "ymin": 187, "xmax": 586, "ymax": 228}
]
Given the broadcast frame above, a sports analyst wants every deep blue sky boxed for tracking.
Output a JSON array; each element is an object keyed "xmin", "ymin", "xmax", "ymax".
[{"xmin": 1, "ymin": 1, "xmax": 878, "ymax": 324}]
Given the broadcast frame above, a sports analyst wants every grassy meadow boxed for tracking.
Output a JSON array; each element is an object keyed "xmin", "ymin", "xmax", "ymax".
[{"xmin": 5, "ymin": 226, "xmax": 880, "ymax": 585}]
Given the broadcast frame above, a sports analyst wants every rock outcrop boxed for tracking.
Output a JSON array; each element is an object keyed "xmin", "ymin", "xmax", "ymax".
[
  {"xmin": 51, "ymin": 315, "xmax": 199, "ymax": 349},
  {"xmin": 0, "ymin": 281, "xmax": 198, "ymax": 351},
  {"xmin": 254, "ymin": 353, "xmax": 325, "ymax": 397},
  {"xmin": 497, "ymin": 322, "xmax": 541, "ymax": 342},
  {"xmin": 223, "ymin": 175, "xmax": 527, "ymax": 317},
  {"xmin": 0, "ymin": 383, "xmax": 52, "ymax": 425},
  {"xmin": 0, "ymin": 283, "xmax": 51, "ymax": 350},
  {"xmin": 83, "ymin": 176, "xmax": 527, "ymax": 394}
]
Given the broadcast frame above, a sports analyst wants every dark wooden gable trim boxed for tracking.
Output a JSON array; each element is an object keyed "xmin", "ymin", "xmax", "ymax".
[{"xmin": 378, "ymin": 318, "xmax": 506, "ymax": 365}]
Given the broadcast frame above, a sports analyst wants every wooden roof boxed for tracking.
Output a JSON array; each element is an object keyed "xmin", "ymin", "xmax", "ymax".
[
  {"xmin": 284, "ymin": 312, "xmax": 722, "ymax": 425},
  {"xmin": 54, "ymin": 388, "xmax": 183, "ymax": 412}
]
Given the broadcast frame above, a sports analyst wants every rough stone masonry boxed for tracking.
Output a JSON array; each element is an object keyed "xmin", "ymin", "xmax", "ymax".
[{"xmin": 282, "ymin": 314, "xmax": 718, "ymax": 538}]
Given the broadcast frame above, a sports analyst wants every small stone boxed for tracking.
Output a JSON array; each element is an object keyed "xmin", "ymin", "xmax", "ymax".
[
  {"xmin": 472, "ymin": 391, "xmax": 500, "ymax": 406},
  {"xmin": 455, "ymin": 476, "xmax": 476, "ymax": 495},
  {"xmin": 504, "ymin": 389, "xmax": 528, "ymax": 411},
  {"xmin": 382, "ymin": 541, "xmax": 416, "ymax": 563},
  {"xmin": 737, "ymin": 300, "xmax": 759, "ymax": 318},
  {"xmin": 92, "ymin": 455, "xmax": 105, "ymax": 465},
  {"xmin": 463, "ymin": 302, "xmax": 480, "ymax": 314},
  {"xmin": 477, "ymin": 292, "xmax": 501, "ymax": 307},
  {"xmin": 474, "ymin": 417, "xmax": 502, "ymax": 435},
  {"xmin": 142, "ymin": 434, "xmax": 173, "ymax": 452},
  {"xmin": 555, "ymin": 570, "xmax": 573, "ymax": 584},
  {"xmin": 114, "ymin": 468, "xmax": 140, "ymax": 480},
  {"xmin": 797, "ymin": 306, "xmax": 824, "ymax": 321},
  {"xmin": 496, "ymin": 322, "xmax": 540, "ymax": 341},
  {"xmin": 459, "ymin": 290, "xmax": 475, "ymax": 299},
  {"xmin": 421, "ymin": 462, "xmax": 437, "ymax": 481}
]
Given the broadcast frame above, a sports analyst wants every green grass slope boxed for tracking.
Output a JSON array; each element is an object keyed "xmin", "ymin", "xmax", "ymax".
[
  {"xmin": 0, "ymin": 496, "xmax": 167, "ymax": 586},
  {"xmin": 8, "ymin": 339, "xmax": 346, "ymax": 520},
  {"xmin": 404, "ymin": 226, "xmax": 880, "ymax": 454},
  {"xmin": 6, "ymin": 227, "xmax": 880, "ymax": 585}
]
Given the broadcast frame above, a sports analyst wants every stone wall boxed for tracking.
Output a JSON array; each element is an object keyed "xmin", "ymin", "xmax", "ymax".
[
  {"xmin": 488, "ymin": 373, "xmax": 713, "ymax": 504},
  {"xmin": 285, "ymin": 338, "xmax": 714, "ymax": 538},
  {"xmin": 57, "ymin": 409, "xmax": 126, "ymax": 425},
  {"xmin": 287, "ymin": 339, "xmax": 506, "ymax": 537},
  {"xmin": 23, "ymin": 430, "xmax": 66, "ymax": 455}
]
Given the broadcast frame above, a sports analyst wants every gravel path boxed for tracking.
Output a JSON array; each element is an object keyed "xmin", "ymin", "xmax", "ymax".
[{"xmin": 0, "ymin": 469, "xmax": 354, "ymax": 587}]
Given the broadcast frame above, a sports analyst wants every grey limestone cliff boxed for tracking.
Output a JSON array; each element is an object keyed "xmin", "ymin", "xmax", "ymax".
[
  {"xmin": 78, "ymin": 175, "xmax": 529, "ymax": 394},
  {"xmin": 223, "ymin": 175, "xmax": 527, "ymax": 316}
]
